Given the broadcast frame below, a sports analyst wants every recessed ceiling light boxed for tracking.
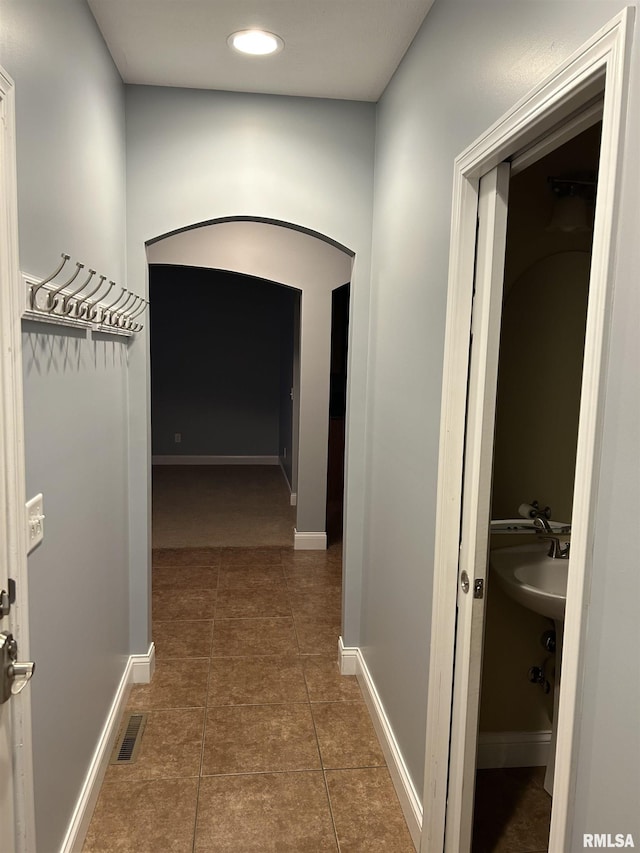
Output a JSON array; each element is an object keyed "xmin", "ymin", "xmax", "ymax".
[{"xmin": 228, "ymin": 29, "xmax": 284, "ymax": 56}]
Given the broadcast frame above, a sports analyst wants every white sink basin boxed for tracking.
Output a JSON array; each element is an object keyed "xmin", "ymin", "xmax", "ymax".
[{"xmin": 489, "ymin": 542, "xmax": 568, "ymax": 621}]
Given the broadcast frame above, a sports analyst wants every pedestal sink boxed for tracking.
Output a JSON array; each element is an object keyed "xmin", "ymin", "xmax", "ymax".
[
  {"xmin": 489, "ymin": 541, "xmax": 569, "ymax": 795},
  {"xmin": 489, "ymin": 542, "xmax": 568, "ymax": 621}
]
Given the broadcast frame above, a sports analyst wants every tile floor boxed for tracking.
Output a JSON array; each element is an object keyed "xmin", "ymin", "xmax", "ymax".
[
  {"xmin": 472, "ymin": 766, "xmax": 551, "ymax": 852},
  {"xmin": 83, "ymin": 545, "xmax": 415, "ymax": 852}
]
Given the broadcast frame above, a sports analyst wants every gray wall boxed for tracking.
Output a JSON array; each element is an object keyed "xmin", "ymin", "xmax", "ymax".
[
  {"xmin": 366, "ymin": 0, "xmax": 640, "ymax": 836},
  {"xmin": 150, "ymin": 266, "xmax": 296, "ymax": 457},
  {"xmin": 125, "ymin": 87, "xmax": 376, "ymax": 650},
  {"xmin": 0, "ymin": 1, "xmax": 129, "ymax": 850}
]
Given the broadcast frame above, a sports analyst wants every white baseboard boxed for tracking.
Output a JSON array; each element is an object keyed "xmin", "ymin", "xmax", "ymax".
[
  {"xmin": 130, "ymin": 642, "xmax": 156, "ymax": 683},
  {"xmin": 476, "ymin": 730, "xmax": 551, "ymax": 769},
  {"xmin": 293, "ymin": 530, "xmax": 327, "ymax": 550},
  {"xmin": 278, "ymin": 459, "xmax": 297, "ymax": 506},
  {"xmin": 61, "ymin": 643, "xmax": 155, "ymax": 853},
  {"xmin": 152, "ymin": 455, "xmax": 279, "ymax": 465},
  {"xmin": 338, "ymin": 639, "xmax": 421, "ymax": 850},
  {"xmin": 338, "ymin": 636, "xmax": 358, "ymax": 675}
]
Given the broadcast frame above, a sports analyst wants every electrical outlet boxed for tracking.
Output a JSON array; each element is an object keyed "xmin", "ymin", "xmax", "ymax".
[
  {"xmin": 25, "ymin": 493, "xmax": 45, "ymax": 554},
  {"xmin": 284, "ymin": 447, "xmax": 287, "ymax": 459},
  {"xmin": 174, "ymin": 433, "xmax": 181, "ymax": 444}
]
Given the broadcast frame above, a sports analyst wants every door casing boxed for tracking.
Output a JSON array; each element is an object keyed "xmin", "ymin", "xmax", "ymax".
[
  {"xmin": 421, "ymin": 9, "xmax": 634, "ymax": 852},
  {"xmin": 0, "ymin": 66, "xmax": 37, "ymax": 853}
]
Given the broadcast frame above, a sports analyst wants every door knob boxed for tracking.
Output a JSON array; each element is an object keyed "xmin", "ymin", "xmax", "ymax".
[{"xmin": 1, "ymin": 631, "xmax": 35, "ymax": 704}]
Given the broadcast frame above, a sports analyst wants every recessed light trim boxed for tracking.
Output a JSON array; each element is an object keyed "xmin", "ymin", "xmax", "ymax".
[{"xmin": 228, "ymin": 29, "xmax": 284, "ymax": 56}]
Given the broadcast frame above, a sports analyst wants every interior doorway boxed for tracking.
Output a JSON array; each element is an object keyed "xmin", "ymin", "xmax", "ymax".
[
  {"xmin": 149, "ymin": 265, "xmax": 299, "ymax": 549},
  {"xmin": 326, "ymin": 282, "xmax": 350, "ymax": 545},
  {"xmin": 471, "ymin": 122, "xmax": 601, "ymax": 852}
]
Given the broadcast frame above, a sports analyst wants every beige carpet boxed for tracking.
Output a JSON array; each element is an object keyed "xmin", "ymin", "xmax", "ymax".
[{"xmin": 152, "ymin": 465, "xmax": 297, "ymax": 548}]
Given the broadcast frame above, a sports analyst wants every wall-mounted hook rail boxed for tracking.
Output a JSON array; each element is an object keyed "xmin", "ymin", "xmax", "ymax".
[{"xmin": 22, "ymin": 253, "xmax": 147, "ymax": 337}]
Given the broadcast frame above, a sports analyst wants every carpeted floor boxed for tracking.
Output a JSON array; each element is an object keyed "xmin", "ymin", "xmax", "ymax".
[{"xmin": 152, "ymin": 465, "xmax": 297, "ymax": 548}]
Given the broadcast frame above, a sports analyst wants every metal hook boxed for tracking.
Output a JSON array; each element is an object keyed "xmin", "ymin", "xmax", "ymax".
[
  {"xmin": 59, "ymin": 269, "xmax": 97, "ymax": 316},
  {"xmin": 86, "ymin": 280, "xmax": 115, "ymax": 322},
  {"xmin": 71, "ymin": 274, "xmax": 106, "ymax": 319},
  {"xmin": 44, "ymin": 262, "xmax": 84, "ymax": 312},
  {"xmin": 122, "ymin": 294, "xmax": 145, "ymax": 321},
  {"xmin": 109, "ymin": 291, "xmax": 137, "ymax": 327},
  {"xmin": 127, "ymin": 299, "xmax": 149, "ymax": 322},
  {"xmin": 29, "ymin": 253, "xmax": 70, "ymax": 309},
  {"xmin": 121, "ymin": 298, "xmax": 148, "ymax": 331},
  {"xmin": 95, "ymin": 287, "xmax": 128, "ymax": 325}
]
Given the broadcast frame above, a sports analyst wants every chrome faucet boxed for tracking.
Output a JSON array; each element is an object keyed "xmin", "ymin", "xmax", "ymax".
[
  {"xmin": 539, "ymin": 536, "xmax": 571, "ymax": 559},
  {"xmin": 533, "ymin": 517, "xmax": 570, "ymax": 558},
  {"xmin": 533, "ymin": 515, "xmax": 554, "ymax": 534}
]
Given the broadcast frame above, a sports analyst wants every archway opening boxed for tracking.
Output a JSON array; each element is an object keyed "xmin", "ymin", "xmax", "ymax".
[{"xmin": 146, "ymin": 217, "xmax": 354, "ymax": 550}]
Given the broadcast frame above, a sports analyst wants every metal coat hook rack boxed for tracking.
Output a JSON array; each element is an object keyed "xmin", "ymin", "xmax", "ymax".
[{"xmin": 23, "ymin": 253, "xmax": 148, "ymax": 337}]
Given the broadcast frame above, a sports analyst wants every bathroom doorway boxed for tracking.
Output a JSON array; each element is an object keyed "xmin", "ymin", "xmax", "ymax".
[
  {"xmin": 422, "ymin": 13, "xmax": 632, "ymax": 853},
  {"xmin": 472, "ymin": 122, "xmax": 601, "ymax": 852}
]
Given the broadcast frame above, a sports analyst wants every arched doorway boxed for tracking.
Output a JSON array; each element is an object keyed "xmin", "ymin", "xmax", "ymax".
[{"xmin": 146, "ymin": 217, "xmax": 353, "ymax": 549}]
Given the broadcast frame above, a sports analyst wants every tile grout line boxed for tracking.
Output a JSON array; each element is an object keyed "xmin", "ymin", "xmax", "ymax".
[
  {"xmin": 191, "ymin": 564, "xmax": 218, "ymax": 852},
  {"xmin": 293, "ymin": 594, "xmax": 344, "ymax": 853}
]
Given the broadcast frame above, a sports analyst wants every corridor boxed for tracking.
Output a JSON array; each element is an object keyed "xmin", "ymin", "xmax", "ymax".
[{"xmin": 82, "ymin": 544, "xmax": 414, "ymax": 851}]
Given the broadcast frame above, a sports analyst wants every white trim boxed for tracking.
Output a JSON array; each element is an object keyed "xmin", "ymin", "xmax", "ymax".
[
  {"xmin": 338, "ymin": 636, "xmax": 358, "ymax": 675},
  {"xmin": 338, "ymin": 641, "xmax": 422, "ymax": 850},
  {"xmin": 152, "ymin": 455, "xmax": 280, "ymax": 465},
  {"xmin": 476, "ymin": 731, "xmax": 551, "ymax": 770},
  {"xmin": 422, "ymin": 10, "xmax": 634, "ymax": 853},
  {"xmin": 289, "ymin": 492, "xmax": 297, "ymax": 507},
  {"xmin": 510, "ymin": 99, "xmax": 603, "ymax": 177},
  {"xmin": 130, "ymin": 642, "xmax": 156, "ymax": 684},
  {"xmin": 293, "ymin": 530, "xmax": 327, "ymax": 550},
  {"xmin": 60, "ymin": 644, "xmax": 155, "ymax": 853},
  {"xmin": 0, "ymin": 66, "xmax": 36, "ymax": 853}
]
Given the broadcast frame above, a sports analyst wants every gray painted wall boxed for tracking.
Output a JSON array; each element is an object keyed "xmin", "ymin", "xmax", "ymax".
[
  {"xmin": 150, "ymin": 266, "xmax": 296, "ymax": 457},
  {"xmin": 125, "ymin": 87, "xmax": 376, "ymax": 651},
  {"xmin": 367, "ymin": 0, "xmax": 640, "ymax": 837},
  {"xmin": 0, "ymin": 1, "xmax": 128, "ymax": 850}
]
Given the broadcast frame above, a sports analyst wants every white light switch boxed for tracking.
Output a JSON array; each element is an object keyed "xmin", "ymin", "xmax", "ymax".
[{"xmin": 25, "ymin": 493, "xmax": 45, "ymax": 553}]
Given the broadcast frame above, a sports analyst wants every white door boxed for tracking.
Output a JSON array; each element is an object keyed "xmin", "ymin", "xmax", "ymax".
[
  {"xmin": 444, "ymin": 162, "xmax": 510, "ymax": 853},
  {"xmin": 0, "ymin": 65, "xmax": 33, "ymax": 853}
]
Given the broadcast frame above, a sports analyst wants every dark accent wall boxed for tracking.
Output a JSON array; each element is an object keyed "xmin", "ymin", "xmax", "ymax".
[{"xmin": 150, "ymin": 266, "xmax": 297, "ymax": 457}]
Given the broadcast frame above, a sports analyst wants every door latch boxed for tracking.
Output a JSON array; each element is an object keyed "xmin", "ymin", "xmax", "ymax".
[
  {"xmin": 0, "ymin": 631, "xmax": 35, "ymax": 705},
  {"xmin": 474, "ymin": 578, "xmax": 484, "ymax": 599}
]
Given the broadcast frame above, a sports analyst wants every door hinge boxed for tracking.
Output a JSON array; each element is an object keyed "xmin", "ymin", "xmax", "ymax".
[{"xmin": 1, "ymin": 580, "xmax": 17, "ymax": 621}]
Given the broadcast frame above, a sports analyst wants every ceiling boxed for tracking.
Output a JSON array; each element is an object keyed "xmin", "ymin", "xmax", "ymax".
[{"xmin": 87, "ymin": 0, "xmax": 435, "ymax": 102}]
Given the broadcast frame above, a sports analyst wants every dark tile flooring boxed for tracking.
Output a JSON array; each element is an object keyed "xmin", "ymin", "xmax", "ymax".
[
  {"xmin": 82, "ymin": 545, "xmax": 415, "ymax": 852},
  {"xmin": 472, "ymin": 766, "xmax": 552, "ymax": 852}
]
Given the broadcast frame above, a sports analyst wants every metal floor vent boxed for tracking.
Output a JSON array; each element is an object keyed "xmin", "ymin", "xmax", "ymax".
[{"xmin": 110, "ymin": 713, "xmax": 147, "ymax": 765}]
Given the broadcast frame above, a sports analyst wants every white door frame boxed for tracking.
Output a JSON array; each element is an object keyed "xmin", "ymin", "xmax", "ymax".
[
  {"xmin": 421, "ymin": 9, "xmax": 634, "ymax": 852},
  {"xmin": 0, "ymin": 67, "xmax": 37, "ymax": 853}
]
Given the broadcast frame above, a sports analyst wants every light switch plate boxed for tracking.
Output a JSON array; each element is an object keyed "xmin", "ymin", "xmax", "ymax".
[{"xmin": 25, "ymin": 493, "xmax": 45, "ymax": 553}]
